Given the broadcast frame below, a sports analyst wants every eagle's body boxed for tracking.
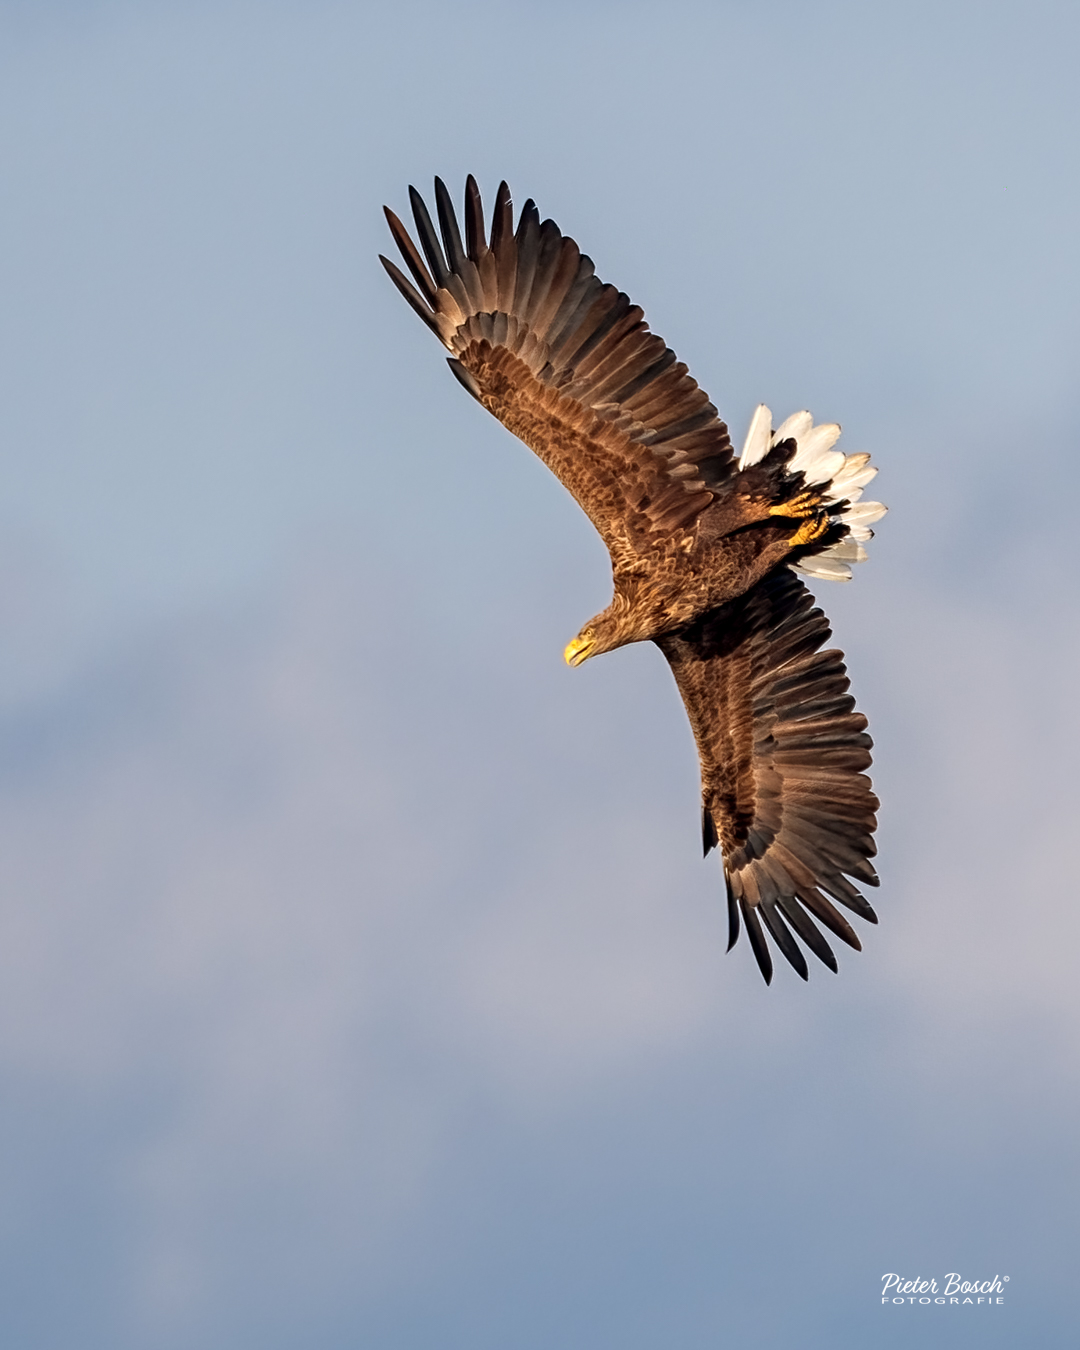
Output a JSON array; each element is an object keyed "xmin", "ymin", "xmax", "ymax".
[{"xmin": 381, "ymin": 177, "xmax": 885, "ymax": 984}]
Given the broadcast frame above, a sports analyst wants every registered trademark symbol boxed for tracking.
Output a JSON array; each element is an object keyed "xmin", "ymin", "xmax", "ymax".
[{"xmin": 1004, "ymin": 1276, "xmax": 1009, "ymax": 1281}]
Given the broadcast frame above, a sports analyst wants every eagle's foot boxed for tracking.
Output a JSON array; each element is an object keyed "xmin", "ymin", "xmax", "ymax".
[
  {"xmin": 788, "ymin": 515, "xmax": 831, "ymax": 548},
  {"xmin": 769, "ymin": 490, "xmax": 821, "ymax": 520}
]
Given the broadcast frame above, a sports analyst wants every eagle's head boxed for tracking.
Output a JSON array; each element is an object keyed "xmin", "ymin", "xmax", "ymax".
[
  {"xmin": 563, "ymin": 618, "xmax": 612, "ymax": 666},
  {"xmin": 564, "ymin": 588, "xmax": 653, "ymax": 666}
]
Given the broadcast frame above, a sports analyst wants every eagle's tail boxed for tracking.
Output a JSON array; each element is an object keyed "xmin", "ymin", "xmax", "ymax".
[{"xmin": 737, "ymin": 405, "xmax": 887, "ymax": 582}]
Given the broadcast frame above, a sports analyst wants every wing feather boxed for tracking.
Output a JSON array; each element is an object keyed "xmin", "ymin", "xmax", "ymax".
[
  {"xmin": 513, "ymin": 199, "xmax": 542, "ymax": 319},
  {"xmin": 382, "ymin": 207, "xmax": 438, "ymax": 305},
  {"xmin": 776, "ymin": 895, "xmax": 838, "ymax": 972},
  {"xmin": 408, "ymin": 185, "xmax": 449, "ymax": 289},
  {"xmin": 740, "ymin": 901, "xmax": 774, "ymax": 984},
  {"xmin": 724, "ymin": 870, "xmax": 741, "ymax": 952},
  {"xmin": 523, "ymin": 220, "xmax": 564, "ymax": 327},
  {"xmin": 434, "ymin": 177, "xmax": 470, "ymax": 279},
  {"xmin": 656, "ymin": 567, "xmax": 879, "ymax": 981},
  {"xmin": 759, "ymin": 901, "xmax": 809, "ymax": 981},
  {"xmin": 531, "ymin": 238, "xmax": 583, "ymax": 338},
  {"xmin": 463, "ymin": 174, "xmax": 487, "ymax": 264},
  {"xmin": 379, "ymin": 255, "xmax": 444, "ymax": 339},
  {"xmin": 491, "ymin": 181, "xmax": 517, "ymax": 310}
]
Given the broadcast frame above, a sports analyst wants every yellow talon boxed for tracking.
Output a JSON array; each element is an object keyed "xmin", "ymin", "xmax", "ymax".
[
  {"xmin": 788, "ymin": 516, "xmax": 830, "ymax": 548},
  {"xmin": 769, "ymin": 491, "xmax": 821, "ymax": 520}
]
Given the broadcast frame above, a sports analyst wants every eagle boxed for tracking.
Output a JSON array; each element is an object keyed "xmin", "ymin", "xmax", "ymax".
[{"xmin": 380, "ymin": 176, "xmax": 886, "ymax": 984}]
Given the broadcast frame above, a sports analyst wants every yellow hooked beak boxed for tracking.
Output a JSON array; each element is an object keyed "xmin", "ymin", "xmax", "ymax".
[{"xmin": 564, "ymin": 635, "xmax": 594, "ymax": 667}]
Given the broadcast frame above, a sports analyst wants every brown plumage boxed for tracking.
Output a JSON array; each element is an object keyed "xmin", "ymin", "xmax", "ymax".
[{"xmin": 380, "ymin": 176, "xmax": 885, "ymax": 984}]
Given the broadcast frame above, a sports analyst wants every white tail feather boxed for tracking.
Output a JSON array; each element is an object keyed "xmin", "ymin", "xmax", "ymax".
[
  {"xmin": 793, "ymin": 556, "xmax": 853, "ymax": 581},
  {"xmin": 738, "ymin": 404, "xmax": 773, "ymax": 467},
  {"xmin": 817, "ymin": 538, "xmax": 868, "ymax": 563},
  {"xmin": 736, "ymin": 406, "xmax": 887, "ymax": 582},
  {"xmin": 845, "ymin": 501, "xmax": 888, "ymax": 525},
  {"xmin": 774, "ymin": 410, "xmax": 813, "ymax": 445},
  {"xmin": 794, "ymin": 422, "xmax": 841, "ymax": 459}
]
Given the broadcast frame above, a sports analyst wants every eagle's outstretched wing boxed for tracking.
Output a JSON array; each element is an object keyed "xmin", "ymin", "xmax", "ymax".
[
  {"xmin": 380, "ymin": 176, "xmax": 735, "ymax": 568},
  {"xmin": 656, "ymin": 567, "xmax": 879, "ymax": 983}
]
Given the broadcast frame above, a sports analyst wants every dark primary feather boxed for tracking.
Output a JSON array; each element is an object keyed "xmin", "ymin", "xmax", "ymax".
[
  {"xmin": 724, "ymin": 869, "xmax": 740, "ymax": 952},
  {"xmin": 379, "ymin": 254, "xmax": 442, "ymax": 338},
  {"xmin": 408, "ymin": 185, "xmax": 449, "ymax": 288},
  {"xmin": 513, "ymin": 200, "xmax": 541, "ymax": 318},
  {"xmin": 777, "ymin": 894, "xmax": 838, "ymax": 973},
  {"xmin": 741, "ymin": 901, "xmax": 774, "ymax": 985},
  {"xmin": 759, "ymin": 901, "xmax": 809, "ymax": 981},
  {"xmin": 434, "ymin": 176, "xmax": 468, "ymax": 276},
  {"xmin": 463, "ymin": 174, "xmax": 486, "ymax": 262},
  {"xmin": 447, "ymin": 357, "xmax": 483, "ymax": 401},
  {"xmin": 383, "ymin": 207, "xmax": 437, "ymax": 304}
]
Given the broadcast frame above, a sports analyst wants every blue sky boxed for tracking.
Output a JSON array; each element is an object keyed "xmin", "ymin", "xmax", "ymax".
[{"xmin": 0, "ymin": 1, "xmax": 1077, "ymax": 1346}]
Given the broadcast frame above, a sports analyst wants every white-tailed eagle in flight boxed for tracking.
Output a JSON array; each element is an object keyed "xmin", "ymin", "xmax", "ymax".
[{"xmin": 380, "ymin": 176, "xmax": 885, "ymax": 983}]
